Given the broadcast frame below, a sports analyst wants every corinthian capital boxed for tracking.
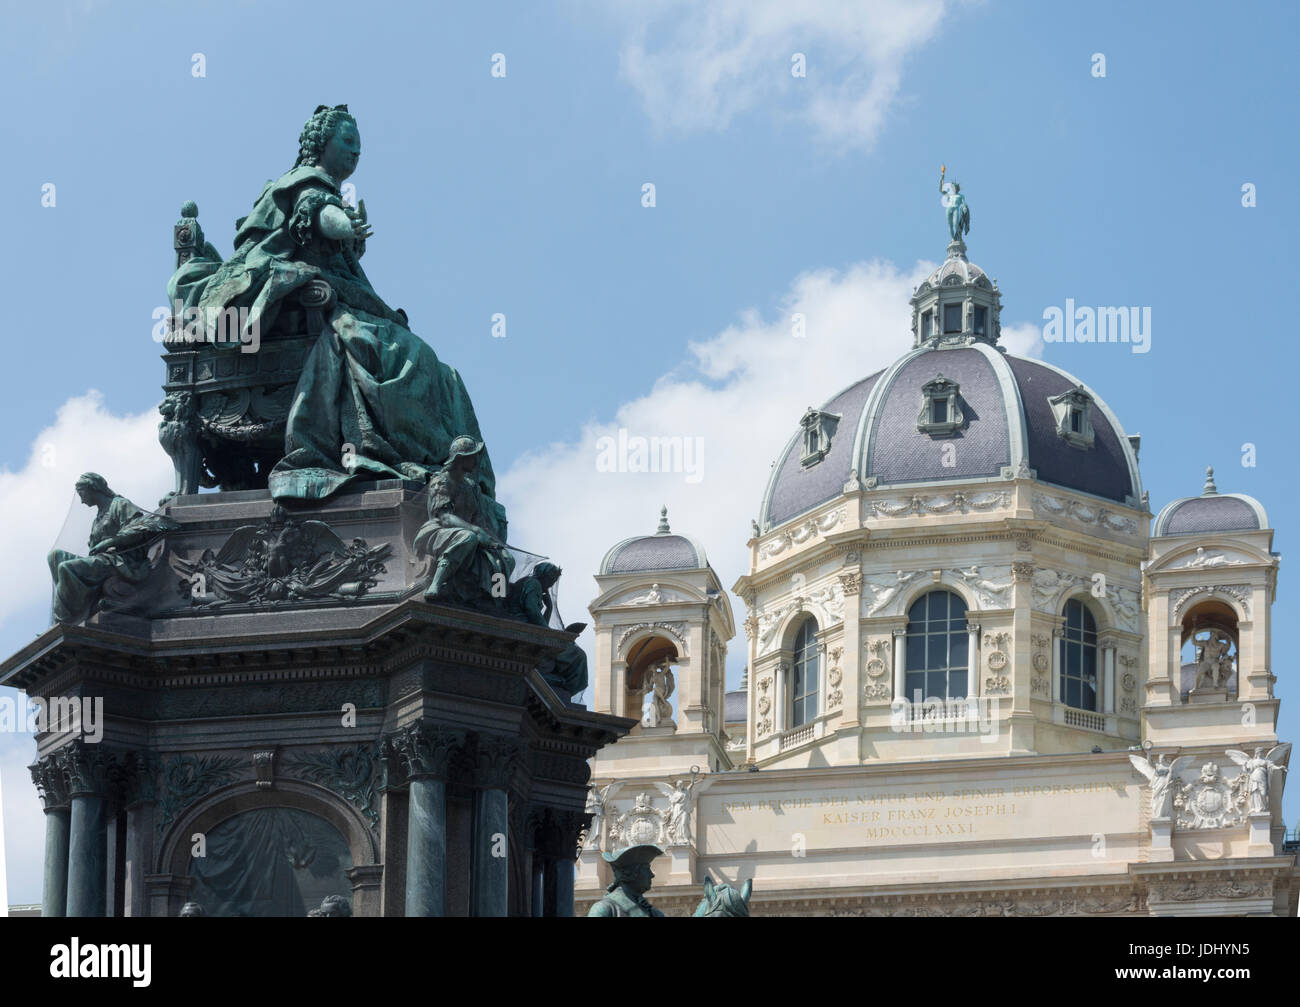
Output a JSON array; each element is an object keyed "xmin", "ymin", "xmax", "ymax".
[{"xmin": 389, "ymin": 723, "xmax": 465, "ymax": 780}]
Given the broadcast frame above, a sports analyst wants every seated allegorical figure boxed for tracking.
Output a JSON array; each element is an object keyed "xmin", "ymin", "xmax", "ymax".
[
  {"xmin": 167, "ymin": 104, "xmax": 505, "ymax": 540},
  {"xmin": 413, "ymin": 436, "xmax": 514, "ymax": 605},
  {"xmin": 47, "ymin": 472, "xmax": 178, "ymax": 624},
  {"xmin": 506, "ymin": 561, "xmax": 590, "ymax": 697}
]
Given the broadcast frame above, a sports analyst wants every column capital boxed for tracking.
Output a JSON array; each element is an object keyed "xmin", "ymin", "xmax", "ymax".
[
  {"xmin": 58, "ymin": 741, "xmax": 115, "ymax": 799},
  {"xmin": 892, "ymin": 626, "xmax": 908, "ymax": 639},
  {"xmin": 474, "ymin": 734, "xmax": 526, "ymax": 790},
  {"xmin": 30, "ymin": 756, "xmax": 70, "ymax": 812},
  {"xmin": 388, "ymin": 722, "xmax": 465, "ymax": 781}
]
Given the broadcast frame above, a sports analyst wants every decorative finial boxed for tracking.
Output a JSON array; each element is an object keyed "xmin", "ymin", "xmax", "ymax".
[
  {"xmin": 1203, "ymin": 466, "xmax": 1218, "ymax": 496},
  {"xmin": 657, "ymin": 506, "xmax": 670, "ymax": 534},
  {"xmin": 180, "ymin": 200, "xmax": 198, "ymax": 218}
]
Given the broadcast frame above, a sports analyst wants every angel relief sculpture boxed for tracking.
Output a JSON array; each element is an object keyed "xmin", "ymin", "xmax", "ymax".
[
  {"xmin": 170, "ymin": 504, "xmax": 391, "ymax": 606},
  {"xmin": 1226, "ymin": 745, "xmax": 1290, "ymax": 815},
  {"xmin": 1128, "ymin": 752, "xmax": 1193, "ymax": 820}
]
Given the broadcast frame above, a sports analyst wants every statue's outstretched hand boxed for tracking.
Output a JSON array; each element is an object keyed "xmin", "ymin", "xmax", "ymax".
[{"xmin": 347, "ymin": 199, "xmax": 373, "ymax": 241}]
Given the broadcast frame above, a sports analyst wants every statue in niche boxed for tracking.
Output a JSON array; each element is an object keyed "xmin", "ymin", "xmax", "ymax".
[
  {"xmin": 47, "ymin": 472, "xmax": 178, "ymax": 624},
  {"xmin": 413, "ymin": 436, "xmax": 514, "ymax": 605},
  {"xmin": 640, "ymin": 661, "xmax": 675, "ymax": 727},
  {"xmin": 1192, "ymin": 629, "xmax": 1235, "ymax": 690},
  {"xmin": 691, "ymin": 876, "xmax": 753, "ymax": 918},
  {"xmin": 586, "ymin": 844, "xmax": 665, "ymax": 918},
  {"xmin": 940, "ymin": 164, "xmax": 970, "ymax": 241},
  {"xmin": 167, "ymin": 105, "xmax": 505, "ymax": 540},
  {"xmin": 1128, "ymin": 752, "xmax": 1193, "ymax": 821},
  {"xmin": 506, "ymin": 561, "xmax": 589, "ymax": 696},
  {"xmin": 1226, "ymin": 745, "xmax": 1290, "ymax": 815}
]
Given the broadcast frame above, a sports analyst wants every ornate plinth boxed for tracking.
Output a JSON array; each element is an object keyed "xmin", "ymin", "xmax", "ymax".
[{"xmin": 6, "ymin": 483, "xmax": 634, "ymax": 917}]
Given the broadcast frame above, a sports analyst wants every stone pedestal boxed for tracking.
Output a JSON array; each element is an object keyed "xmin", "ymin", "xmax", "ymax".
[
  {"xmin": 1246, "ymin": 812, "xmax": 1274, "ymax": 856},
  {"xmin": 1148, "ymin": 818, "xmax": 1174, "ymax": 863},
  {"xmin": 1189, "ymin": 687, "xmax": 1229, "ymax": 705}
]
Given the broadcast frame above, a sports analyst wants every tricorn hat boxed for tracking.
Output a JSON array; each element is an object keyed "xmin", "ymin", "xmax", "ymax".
[{"xmin": 600, "ymin": 843, "xmax": 663, "ymax": 867}]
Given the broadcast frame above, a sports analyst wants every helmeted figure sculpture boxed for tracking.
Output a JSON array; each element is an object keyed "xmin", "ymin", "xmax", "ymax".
[
  {"xmin": 507, "ymin": 561, "xmax": 589, "ymax": 696},
  {"xmin": 413, "ymin": 436, "xmax": 514, "ymax": 605}
]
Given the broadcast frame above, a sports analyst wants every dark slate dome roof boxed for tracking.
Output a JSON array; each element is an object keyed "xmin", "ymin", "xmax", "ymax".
[
  {"xmin": 724, "ymin": 688, "xmax": 748, "ymax": 724},
  {"xmin": 759, "ymin": 343, "xmax": 1143, "ymax": 532},
  {"xmin": 599, "ymin": 507, "xmax": 708, "ymax": 575},
  {"xmin": 1152, "ymin": 467, "xmax": 1268, "ymax": 537}
]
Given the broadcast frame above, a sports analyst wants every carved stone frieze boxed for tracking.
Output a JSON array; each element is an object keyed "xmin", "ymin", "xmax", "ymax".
[
  {"xmin": 1033, "ymin": 493, "xmax": 1138, "ymax": 535},
  {"xmin": 1171, "ymin": 584, "xmax": 1252, "ymax": 620},
  {"xmin": 617, "ymin": 621, "xmax": 689, "ymax": 656},
  {"xmin": 758, "ymin": 508, "xmax": 845, "ymax": 560},
  {"xmin": 869, "ymin": 491, "xmax": 1009, "ymax": 518}
]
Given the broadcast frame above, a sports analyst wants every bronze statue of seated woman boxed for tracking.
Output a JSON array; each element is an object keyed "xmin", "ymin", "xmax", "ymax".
[{"xmin": 163, "ymin": 105, "xmax": 505, "ymax": 542}]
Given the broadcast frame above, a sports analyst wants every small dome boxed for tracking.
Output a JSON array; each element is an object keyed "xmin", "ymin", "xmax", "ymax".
[
  {"xmin": 1153, "ymin": 467, "xmax": 1268, "ymax": 536},
  {"xmin": 920, "ymin": 253, "xmax": 989, "ymax": 290},
  {"xmin": 599, "ymin": 507, "xmax": 709, "ymax": 575}
]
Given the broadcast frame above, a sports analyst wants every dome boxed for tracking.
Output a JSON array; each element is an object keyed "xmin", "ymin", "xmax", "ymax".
[
  {"xmin": 920, "ymin": 253, "xmax": 989, "ymax": 290},
  {"xmin": 758, "ymin": 342, "xmax": 1143, "ymax": 532},
  {"xmin": 599, "ymin": 507, "xmax": 709, "ymax": 575},
  {"xmin": 724, "ymin": 688, "xmax": 748, "ymax": 724},
  {"xmin": 1152, "ymin": 467, "xmax": 1268, "ymax": 537}
]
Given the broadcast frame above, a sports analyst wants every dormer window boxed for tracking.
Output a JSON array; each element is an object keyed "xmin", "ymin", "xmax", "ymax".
[
  {"xmin": 974, "ymin": 306, "xmax": 987, "ymax": 336},
  {"xmin": 921, "ymin": 310, "xmax": 934, "ymax": 340},
  {"xmin": 1049, "ymin": 386, "xmax": 1095, "ymax": 449},
  {"xmin": 917, "ymin": 374, "xmax": 964, "ymax": 436},
  {"xmin": 800, "ymin": 407, "xmax": 841, "ymax": 467}
]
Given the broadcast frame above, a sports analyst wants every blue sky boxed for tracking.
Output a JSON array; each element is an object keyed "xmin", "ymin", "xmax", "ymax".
[{"xmin": 1, "ymin": 0, "xmax": 1296, "ymax": 904}]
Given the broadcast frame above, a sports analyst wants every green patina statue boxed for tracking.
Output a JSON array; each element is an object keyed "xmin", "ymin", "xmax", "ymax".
[
  {"xmin": 940, "ymin": 164, "xmax": 970, "ymax": 241},
  {"xmin": 168, "ymin": 105, "xmax": 505, "ymax": 538},
  {"xmin": 507, "ymin": 561, "xmax": 590, "ymax": 696},
  {"xmin": 413, "ymin": 436, "xmax": 514, "ymax": 605},
  {"xmin": 47, "ymin": 473, "xmax": 178, "ymax": 624},
  {"xmin": 691, "ymin": 876, "xmax": 753, "ymax": 917},
  {"xmin": 587, "ymin": 846, "xmax": 755, "ymax": 917},
  {"xmin": 587, "ymin": 844, "xmax": 666, "ymax": 917}
]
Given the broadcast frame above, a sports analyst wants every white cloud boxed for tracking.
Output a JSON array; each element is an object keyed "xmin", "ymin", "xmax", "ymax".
[
  {"xmin": 601, "ymin": 0, "xmax": 949, "ymax": 149},
  {"xmin": 501, "ymin": 256, "xmax": 1030, "ymax": 689}
]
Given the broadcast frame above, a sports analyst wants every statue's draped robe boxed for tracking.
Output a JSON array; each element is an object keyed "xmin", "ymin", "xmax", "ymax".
[
  {"xmin": 47, "ymin": 497, "xmax": 173, "ymax": 624},
  {"xmin": 168, "ymin": 165, "xmax": 505, "ymax": 538}
]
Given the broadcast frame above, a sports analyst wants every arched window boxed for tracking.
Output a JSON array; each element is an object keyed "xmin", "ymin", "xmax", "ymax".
[
  {"xmin": 791, "ymin": 619, "xmax": 820, "ymax": 727},
  {"xmin": 1061, "ymin": 598, "xmax": 1099, "ymax": 710},
  {"xmin": 905, "ymin": 591, "xmax": 968, "ymax": 701}
]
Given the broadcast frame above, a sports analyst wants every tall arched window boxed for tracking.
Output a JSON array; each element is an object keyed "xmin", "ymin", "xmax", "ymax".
[
  {"xmin": 1061, "ymin": 598, "xmax": 1099, "ymax": 711},
  {"xmin": 905, "ymin": 591, "xmax": 968, "ymax": 701},
  {"xmin": 791, "ymin": 619, "xmax": 820, "ymax": 727}
]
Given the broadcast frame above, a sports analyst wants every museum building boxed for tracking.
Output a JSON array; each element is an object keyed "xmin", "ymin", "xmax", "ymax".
[{"xmin": 576, "ymin": 235, "xmax": 1293, "ymax": 916}]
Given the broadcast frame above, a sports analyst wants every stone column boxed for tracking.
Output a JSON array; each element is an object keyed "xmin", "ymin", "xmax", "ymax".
[
  {"xmin": 118, "ymin": 751, "xmax": 156, "ymax": 918},
  {"xmin": 1102, "ymin": 641, "xmax": 1116, "ymax": 714},
  {"xmin": 30, "ymin": 757, "xmax": 70, "ymax": 918},
  {"xmin": 1052, "ymin": 628, "xmax": 1064, "ymax": 704},
  {"xmin": 391, "ymin": 723, "xmax": 463, "ymax": 918},
  {"xmin": 837, "ymin": 570, "xmax": 863, "ymax": 728},
  {"xmin": 774, "ymin": 661, "xmax": 788, "ymax": 733},
  {"xmin": 892, "ymin": 628, "xmax": 907, "ymax": 704},
  {"xmin": 62, "ymin": 743, "xmax": 112, "ymax": 918},
  {"xmin": 472, "ymin": 735, "xmax": 524, "ymax": 917},
  {"xmin": 966, "ymin": 623, "xmax": 981, "ymax": 701}
]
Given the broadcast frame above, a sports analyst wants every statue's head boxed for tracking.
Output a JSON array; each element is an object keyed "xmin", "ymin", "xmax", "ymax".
[
  {"xmin": 603, "ymin": 844, "xmax": 661, "ymax": 895},
  {"xmin": 534, "ymin": 561, "xmax": 561, "ymax": 588},
  {"xmin": 445, "ymin": 435, "xmax": 485, "ymax": 472},
  {"xmin": 74, "ymin": 471, "xmax": 111, "ymax": 504},
  {"xmin": 296, "ymin": 104, "xmax": 360, "ymax": 183},
  {"xmin": 178, "ymin": 901, "xmax": 205, "ymax": 917}
]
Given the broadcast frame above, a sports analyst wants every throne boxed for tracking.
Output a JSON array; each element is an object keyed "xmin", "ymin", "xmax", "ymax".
[{"xmin": 159, "ymin": 204, "xmax": 333, "ymax": 494}]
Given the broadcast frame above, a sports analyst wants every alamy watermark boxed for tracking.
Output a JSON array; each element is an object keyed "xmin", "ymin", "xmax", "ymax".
[
  {"xmin": 596, "ymin": 428, "xmax": 704, "ymax": 484},
  {"xmin": 1042, "ymin": 299, "xmax": 1150, "ymax": 354},
  {"xmin": 151, "ymin": 300, "xmax": 261, "ymax": 354},
  {"xmin": 889, "ymin": 692, "xmax": 1000, "ymax": 743},
  {"xmin": 0, "ymin": 695, "xmax": 103, "ymax": 742}
]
